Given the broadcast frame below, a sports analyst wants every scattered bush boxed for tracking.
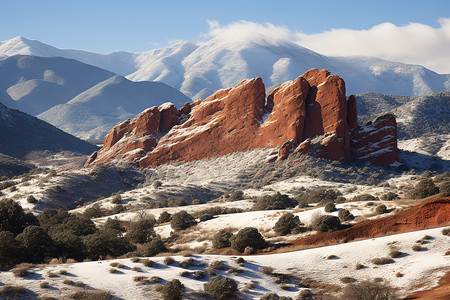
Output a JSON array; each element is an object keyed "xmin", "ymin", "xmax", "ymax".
[
  {"xmin": 132, "ymin": 266, "xmax": 142, "ymax": 272},
  {"xmin": 16, "ymin": 225, "xmax": 56, "ymax": 263},
  {"xmin": 199, "ymin": 214, "xmax": 214, "ymax": 222},
  {"xmin": 260, "ymin": 266, "xmax": 274, "ymax": 275},
  {"xmin": 12, "ymin": 266, "xmax": 29, "ymax": 277},
  {"xmin": 229, "ymin": 190, "xmax": 244, "ymax": 201},
  {"xmin": 0, "ymin": 199, "xmax": 38, "ymax": 235},
  {"xmin": 141, "ymin": 259, "xmax": 153, "ymax": 267},
  {"xmin": 236, "ymin": 257, "xmax": 245, "ymax": 264},
  {"xmin": 103, "ymin": 218, "xmax": 125, "ymax": 233},
  {"xmin": 83, "ymin": 230, "xmax": 135, "ymax": 260},
  {"xmin": 209, "ymin": 260, "xmax": 225, "ymax": 270},
  {"xmin": 351, "ymin": 194, "xmax": 378, "ymax": 202},
  {"xmin": 355, "ymin": 263, "xmax": 365, "ymax": 270},
  {"xmin": 111, "ymin": 195, "xmax": 122, "ymax": 204},
  {"xmin": 296, "ymin": 189, "xmax": 342, "ymax": 204},
  {"xmin": 40, "ymin": 281, "xmax": 49, "ymax": 289},
  {"xmin": 179, "ymin": 258, "xmax": 194, "ymax": 269},
  {"xmin": 324, "ymin": 202, "xmax": 336, "ymax": 212},
  {"xmin": 212, "ymin": 230, "xmax": 233, "ymax": 249},
  {"xmin": 127, "ymin": 217, "xmax": 157, "ymax": 244},
  {"xmin": 389, "ymin": 247, "xmax": 402, "ymax": 258},
  {"xmin": 160, "ymin": 279, "xmax": 184, "ymax": 300},
  {"xmin": 26, "ymin": 195, "xmax": 38, "ymax": 204},
  {"xmin": 340, "ymin": 276, "xmax": 356, "ymax": 284},
  {"xmin": 0, "ymin": 285, "xmax": 26, "ymax": 299},
  {"xmin": 170, "ymin": 210, "xmax": 197, "ymax": 231},
  {"xmin": 311, "ymin": 215, "xmax": 341, "ymax": 232},
  {"xmin": 204, "ymin": 276, "xmax": 239, "ymax": 300},
  {"xmin": 273, "ymin": 213, "xmax": 301, "ymax": 236},
  {"xmin": 412, "ymin": 244, "xmax": 426, "ymax": 251},
  {"xmin": 157, "ymin": 211, "xmax": 171, "ymax": 224},
  {"xmin": 164, "ymin": 257, "xmax": 175, "ymax": 265},
  {"xmin": 439, "ymin": 180, "xmax": 450, "ymax": 196},
  {"xmin": 230, "ymin": 227, "xmax": 266, "ymax": 253},
  {"xmin": 371, "ymin": 257, "xmax": 394, "ymax": 265},
  {"xmin": 338, "ymin": 209, "xmax": 355, "ymax": 222},
  {"xmin": 260, "ymin": 293, "xmax": 281, "ymax": 300},
  {"xmin": 140, "ymin": 236, "xmax": 167, "ymax": 257},
  {"xmin": 253, "ymin": 192, "xmax": 297, "ymax": 211},
  {"xmin": 340, "ymin": 280, "xmax": 397, "ymax": 300},
  {"xmin": 408, "ymin": 178, "xmax": 439, "ymax": 199},
  {"xmin": 375, "ymin": 204, "xmax": 387, "ymax": 215},
  {"xmin": 442, "ymin": 227, "xmax": 450, "ymax": 236},
  {"xmin": 381, "ymin": 192, "xmax": 398, "ymax": 201}
]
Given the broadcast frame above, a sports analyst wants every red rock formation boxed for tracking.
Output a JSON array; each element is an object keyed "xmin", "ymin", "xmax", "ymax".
[
  {"xmin": 351, "ymin": 114, "xmax": 399, "ymax": 166},
  {"xmin": 85, "ymin": 69, "xmax": 400, "ymax": 167}
]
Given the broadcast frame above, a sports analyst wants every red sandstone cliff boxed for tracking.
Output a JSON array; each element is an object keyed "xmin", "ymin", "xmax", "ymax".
[{"xmin": 85, "ymin": 69, "xmax": 399, "ymax": 167}]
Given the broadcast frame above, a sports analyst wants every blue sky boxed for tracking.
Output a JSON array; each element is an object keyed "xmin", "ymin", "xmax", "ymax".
[{"xmin": 1, "ymin": 0, "xmax": 448, "ymax": 52}]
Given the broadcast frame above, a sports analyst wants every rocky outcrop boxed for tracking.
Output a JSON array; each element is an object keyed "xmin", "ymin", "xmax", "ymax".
[
  {"xmin": 351, "ymin": 114, "xmax": 399, "ymax": 166},
  {"xmin": 85, "ymin": 69, "xmax": 400, "ymax": 167}
]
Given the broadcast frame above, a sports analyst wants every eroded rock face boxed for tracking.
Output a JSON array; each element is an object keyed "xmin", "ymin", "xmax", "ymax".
[
  {"xmin": 86, "ymin": 69, "xmax": 400, "ymax": 167},
  {"xmin": 351, "ymin": 114, "xmax": 399, "ymax": 166}
]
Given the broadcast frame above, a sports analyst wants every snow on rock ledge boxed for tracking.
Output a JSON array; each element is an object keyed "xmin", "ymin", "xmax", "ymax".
[{"xmin": 85, "ymin": 69, "xmax": 400, "ymax": 167}]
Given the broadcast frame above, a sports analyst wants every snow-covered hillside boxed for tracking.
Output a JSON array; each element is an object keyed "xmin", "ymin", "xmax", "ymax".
[
  {"xmin": 1, "ymin": 36, "xmax": 449, "ymax": 99},
  {"xmin": 37, "ymin": 75, "xmax": 191, "ymax": 139}
]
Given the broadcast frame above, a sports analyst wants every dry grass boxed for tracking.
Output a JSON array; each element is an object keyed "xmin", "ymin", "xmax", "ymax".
[
  {"xmin": 68, "ymin": 290, "xmax": 113, "ymax": 300},
  {"xmin": 260, "ymin": 266, "xmax": 274, "ymax": 275},
  {"xmin": 355, "ymin": 263, "xmax": 365, "ymax": 270},
  {"xmin": 141, "ymin": 259, "xmax": 153, "ymax": 267},
  {"xmin": 12, "ymin": 267, "xmax": 29, "ymax": 277},
  {"xmin": 131, "ymin": 257, "xmax": 141, "ymax": 263},
  {"xmin": 109, "ymin": 268, "xmax": 118, "ymax": 274},
  {"xmin": 0, "ymin": 285, "xmax": 26, "ymax": 298},
  {"xmin": 389, "ymin": 247, "xmax": 403, "ymax": 258},
  {"xmin": 340, "ymin": 276, "xmax": 356, "ymax": 284},
  {"xmin": 412, "ymin": 244, "xmax": 426, "ymax": 251},
  {"xmin": 40, "ymin": 281, "xmax": 49, "ymax": 289},
  {"xmin": 59, "ymin": 269, "xmax": 68, "ymax": 275},
  {"xmin": 371, "ymin": 257, "xmax": 394, "ymax": 265},
  {"xmin": 164, "ymin": 257, "xmax": 175, "ymax": 265},
  {"xmin": 132, "ymin": 266, "xmax": 142, "ymax": 272},
  {"xmin": 47, "ymin": 271, "xmax": 58, "ymax": 278}
]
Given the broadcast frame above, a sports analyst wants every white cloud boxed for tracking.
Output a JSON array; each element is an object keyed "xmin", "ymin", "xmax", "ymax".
[
  {"xmin": 205, "ymin": 19, "xmax": 450, "ymax": 74},
  {"xmin": 205, "ymin": 20, "xmax": 296, "ymax": 47}
]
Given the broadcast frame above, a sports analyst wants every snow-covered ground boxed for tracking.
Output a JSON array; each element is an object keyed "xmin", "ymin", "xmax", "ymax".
[{"xmin": 0, "ymin": 227, "xmax": 447, "ymax": 299}]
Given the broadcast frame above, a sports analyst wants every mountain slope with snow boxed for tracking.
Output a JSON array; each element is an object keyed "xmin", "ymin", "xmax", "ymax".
[
  {"xmin": 0, "ymin": 55, "xmax": 115, "ymax": 115},
  {"xmin": 1, "ymin": 36, "xmax": 449, "ymax": 99},
  {"xmin": 37, "ymin": 75, "xmax": 191, "ymax": 139}
]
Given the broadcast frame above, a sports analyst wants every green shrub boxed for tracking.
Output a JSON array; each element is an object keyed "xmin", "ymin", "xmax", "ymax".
[
  {"xmin": 127, "ymin": 217, "xmax": 156, "ymax": 244},
  {"xmin": 380, "ymin": 192, "xmax": 398, "ymax": 201},
  {"xmin": 160, "ymin": 279, "xmax": 184, "ymax": 300},
  {"xmin": 83, "ymin": 230, "xmax": 135, "ymax": 259},
  {"xmin": 26, "ymin": 195, "xmax": 38, "ymax": 204},
  {"xmin": 296, "ymin": 189, "xmax": 342, "ymax": 204},
  {"xmin": 273, "ymin": 213, "xmax": 301, "ymax": 235},
  {"xmin": 16, "ymin": 225, "xmax": 56, "ymax": 263},
  {"xmin": 157, "ymin": 211, "xmax": 171, "ymax": 224},
  {"xmin": 140, "ymin": 236, "xmax": 167, "ymax": 257},
  {"xmin": 170, "ymin": 211, "xmax": 197, "ymax": 231},
  {"xmin": 324, "ymin": 202, "xmax": 336, "ymax": 212},
  {"xmin": 311, "ymin": 215, "xmax": 341, "ymax": 232},
  {"xmin": 212, "ymin": 230, "xmax": 233, "ymax": 249},
  {"xmin": 351, "ymin": 194, "xmax": 378, "ymax": 202},
  {"xmin": 103, "ymin": 218, "xmax": 125, "ymax": 233},
  {"xmin": 0, "ymin": 199, "xmax": 38, "ymax": 235},
  {"xmin": 338, "ymin": 209, "xmax": 354, "ymax": 222},
  {"xmin": 408, "ymin": 178, "xmax": 439, "ymax": 199},
  {"xmin": 252, "ymin": 192, "xmax": 297, "ymax": 211},
  {"xmin": 230, "ymin": 227, "xmax": 266, "ymax": 253},
  {"xmin": 0, "ymin": 231, "xmax": 23, "ymax": 268},
  {"xmin": 204, "ymin": 276, "xmax": 238, "ymax": 300},
  {"xmin": 375, "ymin": 204, "xmax": 387, "ymax": 214}
]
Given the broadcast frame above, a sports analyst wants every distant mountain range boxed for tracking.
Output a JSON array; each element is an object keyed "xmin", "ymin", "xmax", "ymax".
[
  {"xmin": 0, "ymin": 102, "xmax": 98, "ymax": 158},
  {"xmin": 0, "ymin": 54, "xmax": 191, "ymax": 139},
  {"xmin": 1, "ymin": 36, "xmax": 449, "ymax": 100}
]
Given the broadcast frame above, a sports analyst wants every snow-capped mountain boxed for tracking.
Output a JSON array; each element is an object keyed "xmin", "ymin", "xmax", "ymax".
[
  {"xmin": 1, "ymin": 36, "xmax": 449, "ymax": 99},
  {"xmin": 0, "ymin": 55, "xmax": 115, "ymax": 115},
  {"xmin": 37, "ymin": 75, "xmax": 191, "ymax": 140}
]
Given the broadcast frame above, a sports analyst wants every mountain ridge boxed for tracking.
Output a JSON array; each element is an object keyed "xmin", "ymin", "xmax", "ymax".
[{"xmin": 1, "ymin": 36, "xmax": 449, "ymax": 99}]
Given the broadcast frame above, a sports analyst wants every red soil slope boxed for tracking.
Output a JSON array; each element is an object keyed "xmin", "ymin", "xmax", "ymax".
[
  {"xmin": 291, "ymin": 197, "xmax": 450, "ymax": 247},
  {"xmin": 405, "ymin": 271, "xmax": 450, "ymax": 300}
]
